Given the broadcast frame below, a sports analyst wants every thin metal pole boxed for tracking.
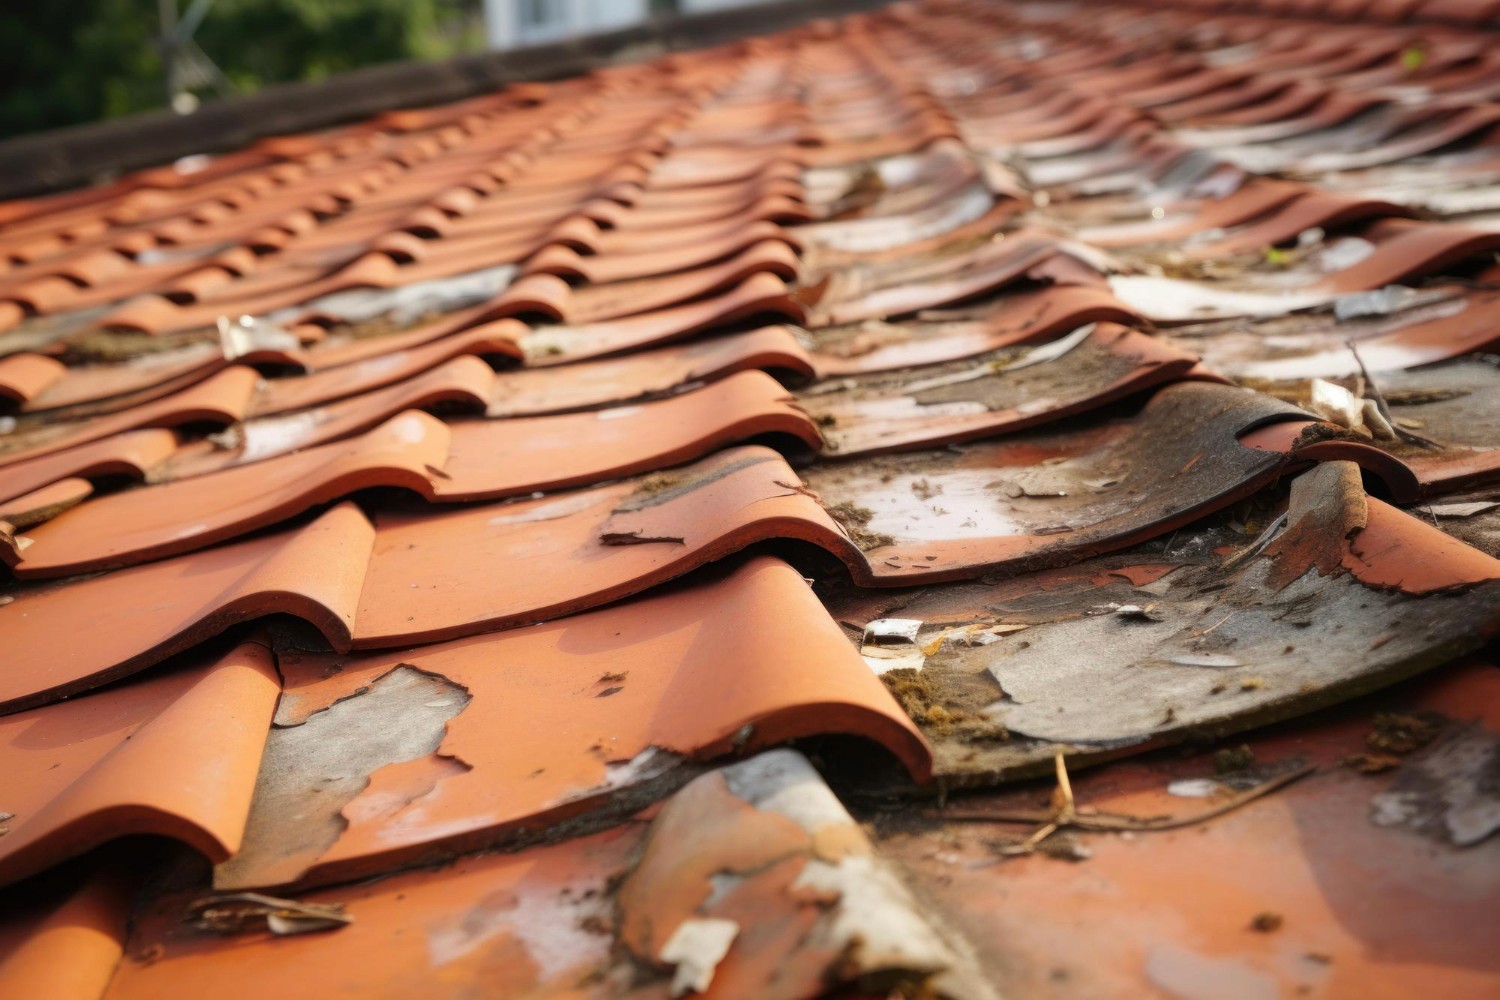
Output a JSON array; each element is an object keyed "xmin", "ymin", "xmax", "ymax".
[{"xmin": 158, "ymin": 0, "xmax": 179, "ymax": 105}]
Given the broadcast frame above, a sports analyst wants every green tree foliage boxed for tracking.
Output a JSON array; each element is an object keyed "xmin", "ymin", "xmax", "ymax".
[
  {"xmin": 0, "ymin": 0, "xmax": 479, "ymax": 140},
  {"xmin": 0, "ymin": 0, "xmax": 164, "ymax": 138}
]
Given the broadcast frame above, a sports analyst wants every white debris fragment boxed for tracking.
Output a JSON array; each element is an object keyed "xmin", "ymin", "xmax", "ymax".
[
  {"xmin": 1333, "ymin": 284, "xmax": 1427, "ymax": 321},
  {"xmin": 861, "ymin": 618, "xmax": 927, "ymax": 674},
  {"xmin": 863, "ymin": 618, "xmax": 923, "ymax": 645},
  {"xmin": 1307, "ymin": 378, "xmax": 1367, "ymax": 434},
  {"xmin": 1428, "ymin": 501, "xmax": 1499, "ymax": 518},
  {"xmin": 1000, "ymin": 322, "xmax": 1095, "ymax": 372},
  {"xmin": 1313, "ymin": 236, "xmax": 1375, "ymax": 274},
  {"xmin": 660, "ymin": 918, "xmax": 740, "ymax": 997},
  {"xmin": 1169, "ymin": 654, "xmax": 1244, "ymax": 668},
  {"xmin": 1361, "ymin": 398, "xmax": 1397, "ymax": 440},
  {"xmin": 216, "ymin": 313, "xmax": 301, "ymax": 361},
  {"xmin": 792, "ymin": 856, "xmax": 954, "ymax": 977},
  {"xmin": 1167, "ymin": 778, "xmax": 1223, "ymax": 798}
]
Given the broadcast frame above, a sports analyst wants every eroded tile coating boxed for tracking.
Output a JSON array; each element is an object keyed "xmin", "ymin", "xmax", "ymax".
[
  {"xmin": 804, "ymin": 284, "xmax": 1142, "ymax": 377},
  {"xmin": 801, "ymin": 323, "xmax": 1203, "ymax": 456},
  {"xmin": 111, "ymin": 752, "xmax": 988, "ymax": 1000},
  {"xmin": 217, "ymin": 557, "xmax": 928, "ymax": 889},
  {"xmin": 878, "ymin": 661, "xmax": 1500, "ymax": 1000},
  {"xmin": 829, "ymin": 462, "xmax": 1500, "ymax": 781},
  {"xmin": 800, "ymin": 381, "xmax": 1312, "ymax": 581}
]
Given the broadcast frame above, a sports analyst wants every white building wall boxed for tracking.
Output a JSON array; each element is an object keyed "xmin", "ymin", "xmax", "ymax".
[
  {"xmin": 678, "ymin": 0, "xmax": 761, "ymax": 10},
  {"xmin": 483, "ymin": 0, "xmax": 651, "ymax": 51}
]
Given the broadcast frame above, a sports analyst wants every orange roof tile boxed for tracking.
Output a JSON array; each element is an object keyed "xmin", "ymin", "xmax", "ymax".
[{"xmin": 2, "ymin": 1, "xmax": 1500, "ymax": 995}]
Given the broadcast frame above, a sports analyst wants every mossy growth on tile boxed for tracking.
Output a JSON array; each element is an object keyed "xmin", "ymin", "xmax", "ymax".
[
  {"xmin": 825, "ymin": 500, "xmax": 894, "ymax": 551},
  {"xmin": 880, "ymin": 666, "xmax": 1009, "ymax": 744}
]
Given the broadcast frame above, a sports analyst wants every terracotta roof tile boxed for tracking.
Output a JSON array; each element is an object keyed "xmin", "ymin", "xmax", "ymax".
[
  {"xmin": 829, "ymin": 459, "xmax": 1499, "ymax": 778},
  {"xmin": 217, "ymin": 556, "xmax": 927, "ymax": 889},
  {"xmin": 0, "ymin": 366, "xmax": 258, "ymax": 466},
  {"xmin": 0, "ymin": 640, "xmax": 279, "ymax": 887},
  {"xmin": 7, "ymin": 371, "xmax": 820, "ymax": 576},
  {"xmin": 878, "ymin": 659, "xmax": 1500, "ymax": 999},
  {"xmin": 3, "ymin": 1, "xmax": 1500, "ymax": 994},
  {"xmin": 0, "ymin": 353, "xmax": 66, "ymax": 405},
  {"xmin": 485, "ymin": 324, "xmax": 814, "ymax": 417},
  {"xmin": 100, "ymin": 750, "xmax": 980, "ymax": 1000},
  {"xmin": 0, "ymin": 503, "xmax": 372, "ymax": 712},
  {"xmin": 0, "ymin": 863, "xmax": 132, "ymax": 1000},
  {"xmin": 0, "ymin": 429, "xmax": 177, "ymax": 505},
  {"xmin": 801, "ymin": 322, "xmax": 1204, "ymax": 455},
  {"xmin": 8, "ymin": 412, "xmax": 449, "ymax": 576}
]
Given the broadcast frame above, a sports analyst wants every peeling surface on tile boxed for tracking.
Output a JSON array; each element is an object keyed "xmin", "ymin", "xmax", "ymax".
[
  {"xmin": 111, "ymin": 819, "xmax": 637, "ymax": 1000},
  {"xmin": 215, "ymin": 664, "xmax": 472, "ymax": 890},
  {"xmin": 616, "ymin": 750, "xmax": 997, "ymax": 1000},
  {"xmin": 803, "ymin": 284, "xmax": 1142, "ymax": 377},
  {"xmin": 801, "ymin": 323, "xmax": 1202, "ymax": 455},
  {"xmin": 1168, "ymin": 289, "xmax": 1500, "ymax": 384},
  {"xmin": 830, "ymin": 461, "xmax": 1500, "ymax": 780},
  {"xmin": 219, "ymin": 556, "xmax": 929, "ymax": 890},
  {"xmin": 875, "ymin": 662, "xmax": 1500, "ymax": 1000},
  {"xmin": 1370, "ymin": 723, "xmax": 1500, "ymax": 845},
  {"xmin": 801, "ymin": 381, "xmax": 1314, "ymax": 579},
  {"xmin": 107, "ymin": 751, "xmax": 992, "ymax": 1000}
]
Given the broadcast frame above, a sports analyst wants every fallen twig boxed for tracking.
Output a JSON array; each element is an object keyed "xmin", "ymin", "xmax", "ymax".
[
  {"xmin": 934, "ymin": 763, "xmax": 1317, "ymax": 832},
  {"xmin": 991, "ymin": 752, "xmax": 1075, "ymax": 855},
  {"xmin": 1190, "ymin": 612, "xmax": 1237, "ymax": 638},
  {"xmin": 1221, "ymin": 511, "xmax": 1287, "ymax": 571}
]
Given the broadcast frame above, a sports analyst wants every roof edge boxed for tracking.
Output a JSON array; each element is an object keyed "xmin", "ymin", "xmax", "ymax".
[{"xmin": 0, "ymin": 0, "xmax": 889, "ymax": 201}]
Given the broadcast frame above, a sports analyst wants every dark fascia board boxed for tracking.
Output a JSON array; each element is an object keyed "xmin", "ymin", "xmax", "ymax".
[{"xmin": 0, "ymin": 0, "xmax": 888, "ymax": 201}]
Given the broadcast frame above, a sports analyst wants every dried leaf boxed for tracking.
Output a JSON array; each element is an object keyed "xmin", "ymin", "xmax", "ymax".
[{"xmin": 187, "ymin": 893, "xmax": 351, "ymax": 936}]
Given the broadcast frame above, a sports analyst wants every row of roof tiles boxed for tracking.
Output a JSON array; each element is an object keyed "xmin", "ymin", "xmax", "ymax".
[{"xmin": 2, "ymin": 1, "xmax": 1498, "ymax": 997}]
